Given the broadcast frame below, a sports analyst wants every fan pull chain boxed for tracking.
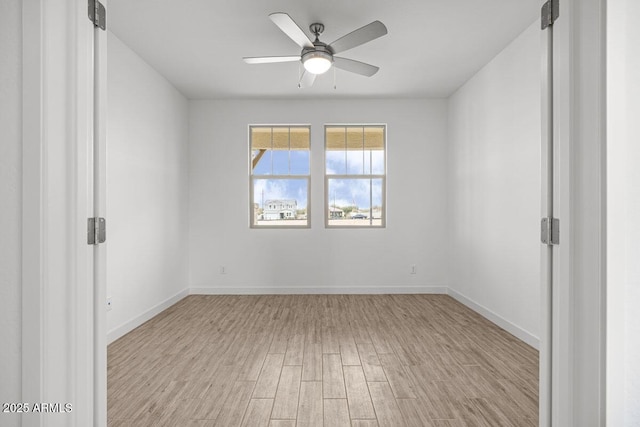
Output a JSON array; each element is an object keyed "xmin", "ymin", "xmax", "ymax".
[
  {"xmin": 333, "ymin": 66, "xmax": 337, "ymax": 90},
  {"xmin": 298, "ymin": 63, "xmax": 302, "ymax": 88}
]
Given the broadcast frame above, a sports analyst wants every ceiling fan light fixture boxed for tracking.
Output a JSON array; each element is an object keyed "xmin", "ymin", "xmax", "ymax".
[{"xmin": 302, "ymin": 51, "xmax": 333, "ymax": 74}]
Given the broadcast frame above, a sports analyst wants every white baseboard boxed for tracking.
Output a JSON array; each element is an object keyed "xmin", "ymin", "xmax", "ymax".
[
  {"xmin": 107, "ymin": 288, "xmax": 189, "ymax": 344},
  {"xmin": 189, "ymin": 285, "xmax": 448, "ymax": 295},
  {"xmin": 447, "ymin": 288, "xmax": 540, "ymax": 349}
]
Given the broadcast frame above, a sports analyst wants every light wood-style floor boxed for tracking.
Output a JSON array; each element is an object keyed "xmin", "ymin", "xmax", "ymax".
[{"xmin": 108, "ymin": 295, "xmax": 538, "ymax": 426}]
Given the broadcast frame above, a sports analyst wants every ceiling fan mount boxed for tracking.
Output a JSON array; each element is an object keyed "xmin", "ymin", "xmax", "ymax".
[
  {"xmin": 309, "ymin": 23, "xmax": 325, "ymax": 40},
  {"xmin": 243, "ymin": 13, "xmax": 388, "ymax": 88}
]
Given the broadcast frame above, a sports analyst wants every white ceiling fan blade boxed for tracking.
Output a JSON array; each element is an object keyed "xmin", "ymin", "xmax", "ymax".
[
  {"xmin": 298, "ymin": 70, "xmax": 317, "ymax": 88},
  {"xmin": 269, "ymin": 12, "xmax": 314, "ymax": 49},
  {"xmin": 243, "ymin": 56, "xmax": 300, "ymax": 64},
  {"xmin": 329, "ymin": 21, "xmax": 387, "ymax": 54},
  {"xmin": 333, "ymin": 57, "xmax": 379, "ymax": 77}
]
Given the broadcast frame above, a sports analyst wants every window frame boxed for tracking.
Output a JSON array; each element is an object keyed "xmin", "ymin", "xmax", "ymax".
[
  {"xmin": 324, "ymin": 124, "xmax": 387, "ymax": 228},
  {"xmin": 249, "ymin": 124, "xmax": 311, "ymax": 229}
]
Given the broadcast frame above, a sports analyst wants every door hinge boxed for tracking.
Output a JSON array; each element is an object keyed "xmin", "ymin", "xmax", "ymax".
[
  {"xmin": 88, "ymin": 0, "xmax": 106, "ymax": 30},
  {"xmin": 541, "ymin": 217, "xmax": 559, "ymax": 245},
  {"xmin": 541, "ymin": 0, "xmax": 559, "ymax": 29},
  {"xmin": 88, "ymin": 217, "xmax": 106, "ymax": 245}
]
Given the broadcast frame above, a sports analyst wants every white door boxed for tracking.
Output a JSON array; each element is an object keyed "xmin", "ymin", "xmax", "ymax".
[{"xmin": 544, "ymin": 0, "xmax": 607, "ymax": 425}]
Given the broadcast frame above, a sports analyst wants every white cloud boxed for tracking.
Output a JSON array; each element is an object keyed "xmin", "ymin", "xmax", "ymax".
[{"xmin": 328, "ymin": 178, "xmax": 377, "ymax": 209}]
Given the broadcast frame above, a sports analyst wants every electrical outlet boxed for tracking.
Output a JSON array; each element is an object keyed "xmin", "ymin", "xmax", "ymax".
[
  {"xmin": 410, "ymin": 265, "xmax": 416, "ymax": 275},
  {"xmin": 106, "ymin": 296, "xmax": 113, "ymax": 311}
]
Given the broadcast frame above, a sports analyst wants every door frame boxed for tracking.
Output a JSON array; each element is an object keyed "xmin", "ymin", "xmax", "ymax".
[
  {"xmin": 21, "ymin": 0, "xmax": 607, "ymax": 425},
  {"xmin": 548, "ymin": 0, "xmax": 607, "ymax": 424},
  {"xmin": 22, "ymin": 0, "xmax": 103, "ymax": 425}
]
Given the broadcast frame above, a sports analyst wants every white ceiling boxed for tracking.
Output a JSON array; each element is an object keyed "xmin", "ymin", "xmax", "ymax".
[{"xmin": 108, "ymin": 0, "xmax": 540, "ymax": 99}]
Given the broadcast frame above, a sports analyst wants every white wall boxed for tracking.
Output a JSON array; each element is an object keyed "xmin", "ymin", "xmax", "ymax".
[
  {"xmin": 107, "ymin": 32, "xmax": 190, "ymax": 342},
  {"xmin": 447, "ymin": 21, "xmax": 541, "ymax": 346},
  {"xmin": 608, "ymin": 0, "xmax": 640, "ymax": 424},
  {"xmin": 189, "ymin": 99, "xmax": 449, "ymax": 293},
  {"xmin": 0, "ymin": 0, "xmax": 22, "ymax": 423}
]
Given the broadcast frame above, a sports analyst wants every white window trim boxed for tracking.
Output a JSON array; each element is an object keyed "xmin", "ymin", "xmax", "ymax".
[
  {"xmin": 249, "ymin": 125, "xmax": 312, "ymax": 229},
  {"xmin": 324, "ymin": 124, "xmax": 387, "ymax": 229}
]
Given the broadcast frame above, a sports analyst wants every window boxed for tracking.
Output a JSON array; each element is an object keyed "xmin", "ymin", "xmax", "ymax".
[
  {"xmin": 325, "ymin": 125, "xmax": 386, "ymax": 227},
  {"xmin": 250, "ymin": 125, "xmax": 310, "ymax": 228}
]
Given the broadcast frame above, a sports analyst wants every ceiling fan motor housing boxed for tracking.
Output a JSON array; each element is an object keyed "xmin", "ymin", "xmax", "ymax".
[{"xmin": 301, "ymin": 42, "xmax": 334, "ymax": 64}]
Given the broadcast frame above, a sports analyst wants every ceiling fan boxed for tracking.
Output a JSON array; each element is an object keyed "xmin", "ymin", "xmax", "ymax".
[{"xmin": 243, "ymin": 13, "xmax": 388, "ymax": 88}]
